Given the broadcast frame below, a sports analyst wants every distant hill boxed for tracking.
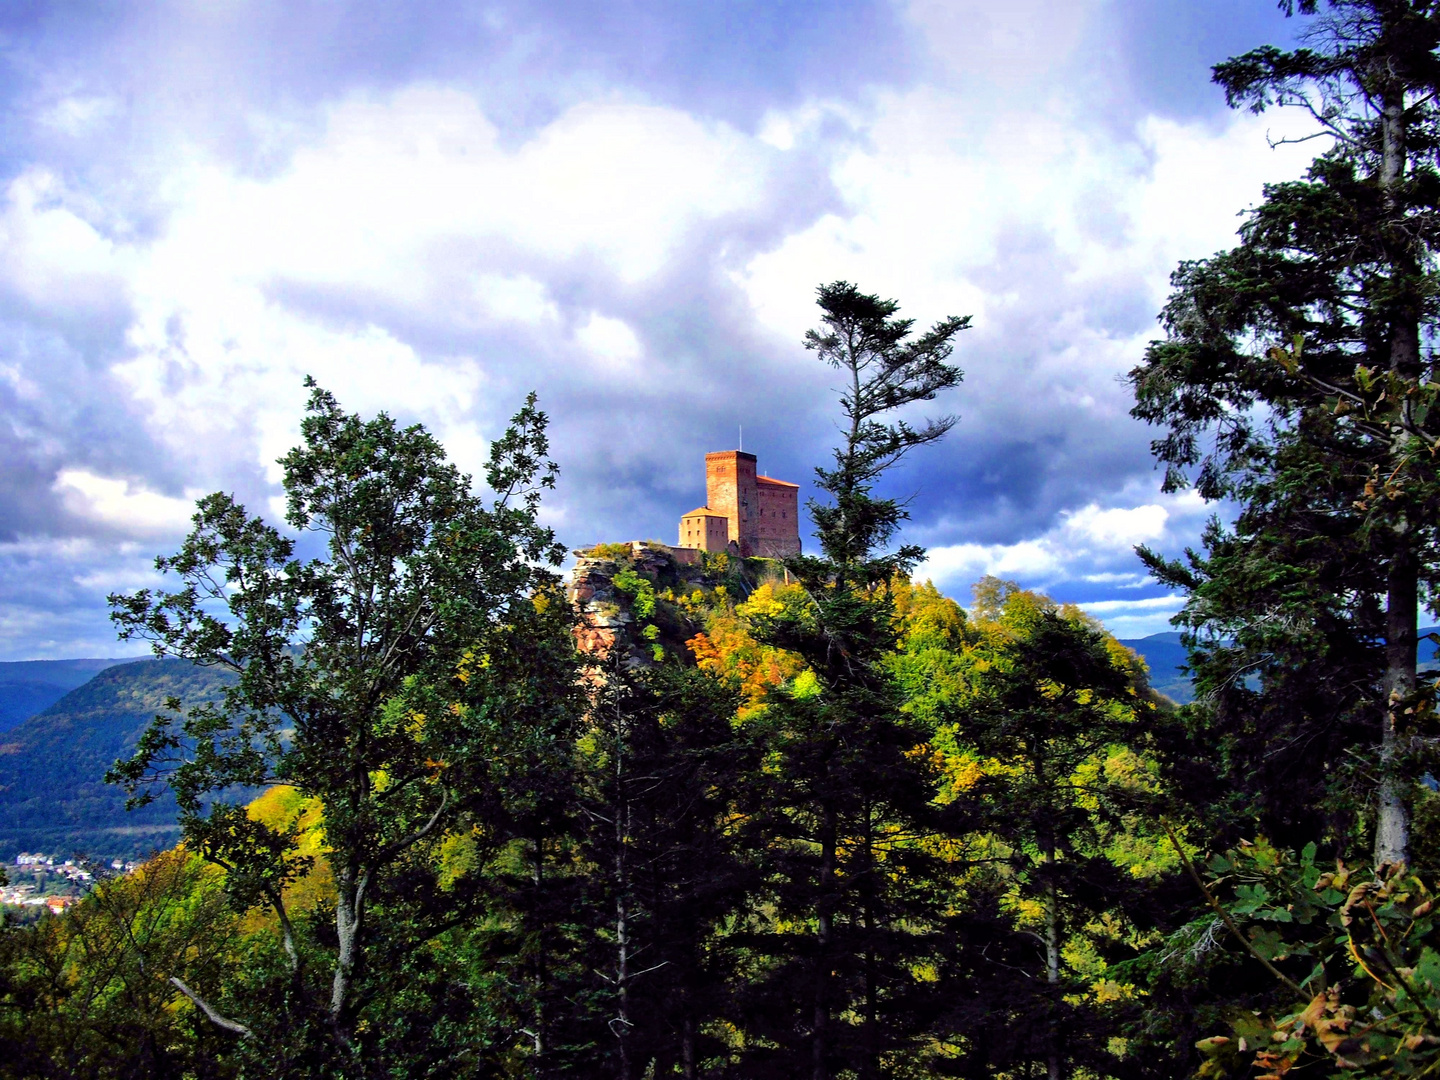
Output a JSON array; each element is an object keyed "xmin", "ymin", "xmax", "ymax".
[
  {"xmin": 0, "ymin": 658, "xmax": 131, "ymax": 735},
  {"xmin": 1118, "ymin": 625, "xmax": 1440, "ymax": 706},
  {"xmin": 0, "ymin": 658, "xmax": 232, "ymax": 862},
  {"xmin": 1117, "ymin": 632, "xmax": 1192, "ymax": 704}
]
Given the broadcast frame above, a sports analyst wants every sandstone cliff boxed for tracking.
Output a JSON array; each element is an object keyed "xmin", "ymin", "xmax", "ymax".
[{"xmin": 565, "ymin": 541, "xmax": 779, "ymax": 668}]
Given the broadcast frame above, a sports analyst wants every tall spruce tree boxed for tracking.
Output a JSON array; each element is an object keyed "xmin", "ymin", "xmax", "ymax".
[
  {"xmin": 573, "ymin": 660, "xmax": 755, "ymax": 1080},
  {"xmin": 1130, "ymin": 0, "xmax": 1440, "ymax": 865},
  {"xmin": 736, "ymin": 282, "xmax": 968, "ymax": 1079}
]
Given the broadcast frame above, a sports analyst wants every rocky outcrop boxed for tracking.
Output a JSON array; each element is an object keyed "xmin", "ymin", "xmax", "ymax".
[
  {"xmin": 567, "ymin": 542, "xmax": 675, "ymax": 668},
  {"xmin": 567, "ymin": 541, "xmax": 755, "ymax": 669},
  {"xmin": 567, "ymin": 552, "xmax": 634, "ymax": 661}
]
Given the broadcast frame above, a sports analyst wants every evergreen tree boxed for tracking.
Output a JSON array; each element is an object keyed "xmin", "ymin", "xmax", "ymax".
[
  {"xmin": 951, "ymin": 590, "xmax": 1157, "ymax": 1080},
  {"xmin": 1129, "ymin": 0, "xmax": 1440, "ymax": 865},
  {"xmin": 735, "ymin": 282, "xmax": 968, "ymax": 1079},
  {"xmin": 573, "ymin": 660, "xmax": 755, "ymax": 1080}
]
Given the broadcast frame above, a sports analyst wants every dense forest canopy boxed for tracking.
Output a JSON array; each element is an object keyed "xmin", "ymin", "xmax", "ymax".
[{"xmin": 12, "ymin": 2, "xmax": 1440, "ymax": 1078}]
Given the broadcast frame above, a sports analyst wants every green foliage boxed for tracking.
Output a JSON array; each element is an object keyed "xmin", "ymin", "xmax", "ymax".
[
  {"xmin": 1189, "ymin": 840, "xmax": 1440, "ymax": 1079},
  {"xmin": 586, "ymin": 543, "xmax": 635, "ymax": 562},
  {"xmin": 1118, "ymin": 11, "xmax": 1440, "ymax": 1075},
  {"xmin": 104, "ymin": 381, "xmax": 575, "ymax": 1064},
  {"xmin": 698, "ymin": 282, "xmax": 971, "ymax": 1080},
  {"xmin": 0, "ymin": 849, "xmax": 237, "ymax": 1080},
  {"xmin": 924, "ymin": 583, "xmax": 1166, "ymax": 1079},
  {"xmin": 1128, "ymin": 0, "xmax": 1440, "ymax": 870},
  {"xmin": 613, "ymin": 568, "xmax": 657, "ymax": 618}
]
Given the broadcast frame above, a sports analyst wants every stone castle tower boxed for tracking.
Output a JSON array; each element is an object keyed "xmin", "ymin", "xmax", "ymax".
[{"xmin": 677, "ymin": 450, "xmax": 801, "ymax": 559}]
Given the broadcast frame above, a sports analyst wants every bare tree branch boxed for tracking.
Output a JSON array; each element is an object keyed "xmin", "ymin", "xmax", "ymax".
[{"xmin": 169, "ymin": 976, "xmax": 253, "ymax": 1038}]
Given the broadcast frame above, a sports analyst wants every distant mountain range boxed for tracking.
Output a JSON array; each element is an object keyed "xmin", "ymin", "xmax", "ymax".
[
  {"xmin": 1117, "ymin": 626, "xmax": 1440, "ymax": 707},
  {"xmin": 1116, "ymin": 632, "xmax": 1193, "ymax": 704},
  {"xmin": 0, "ymin": 658, "xmax": 231, "ymax": 862},
  {"xmin": 0, "ymin": 658, "xmax": 131, "ymax": 735}
]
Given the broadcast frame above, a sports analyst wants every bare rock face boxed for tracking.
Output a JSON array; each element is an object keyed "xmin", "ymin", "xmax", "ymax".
[
  {"xmin": 566, "ymin": 540, "xmax": 777, "ymax": 670},
  {"xmin": 566, "ymin": 543, "xmax": 660, "ymax": 669},
  {"xmin": 565, "ymin": 541, "xmax": 722, "ymax": 669},
  {"xmin": 567, "ymin": 554, "xmax": 631, "ymax": 662}
]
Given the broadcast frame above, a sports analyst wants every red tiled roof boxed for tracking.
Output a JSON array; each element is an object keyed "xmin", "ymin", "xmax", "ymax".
[
  {"xmin": 682, "ymin": 507, "xmax": 725, "ymax": 517},
  {"xmin": 756, "ymin": 475, "xmax": 798, "ymax": 488}
]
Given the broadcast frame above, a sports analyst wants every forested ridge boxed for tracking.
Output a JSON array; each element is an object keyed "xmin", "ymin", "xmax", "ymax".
[
  {"xmin": 12, "ymin": 2, "xmax": 1440, "ymax": 1077},
  {"xmin": 0, "ymin": 660, "xmax": 127, "ymax": 737},
  {"xmin": 0, "ymin": 660, "xmax": 233, "ymax": 862}
]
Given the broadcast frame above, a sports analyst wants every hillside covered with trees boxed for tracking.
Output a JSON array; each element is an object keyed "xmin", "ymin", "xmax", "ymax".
[
  {"xmin": 11, "ymin": 3, "xmax": 1440, "ymax": 1078},
  {"xmin": 0, "ymin": 660, "xmax": 232, "ymax": 862}
]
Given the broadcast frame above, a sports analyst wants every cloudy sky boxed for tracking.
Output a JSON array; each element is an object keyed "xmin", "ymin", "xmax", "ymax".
[{"xmin": 0, "ymin": 0, "xmax": 1323, "ymax": 660}]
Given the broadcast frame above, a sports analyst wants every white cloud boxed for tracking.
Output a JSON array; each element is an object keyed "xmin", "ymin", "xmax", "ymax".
[
  {"xmin": 917, "ymin": 493, "xmax": 1195, "ymax": 590},
  {"xmin": 473, "ymin": 273, "xmax": 558, "ymax": 327},
  {"xmin": 913, "ymin": 487, "xmax": 1210, "ymax": 635},
  {"xmin": 1063, "ymin": 503, "xmax": 1168, "ymax": 547},
  {"xmin": 0, "ymin": 2, "xmax": 1325, "ymax": 657},
  {"xmin": 0, "ymin": 170, "xmax": 126, "ymax": 313},
  {"xmin": 905, "ymin": 0, "xmax": 1097, "ymax": 83},
  {"xmin": 1076, "ymin": 595, "xmax": 1186, "ymax": 615},
  {"xmin": 40, "ymin": 95, "xmax": 121, "ymax": 137},
  {"xmin": 53, "ymin": 469, "xmax": 198, "ymax": 535},
  {"xmin": 576, "ymin": 313, "xmax": 644, "ymax": 370},
  {"xmin": 918, "ymin": 539, "xmax": 1064, "ymax": 585},
  {"xmin": 0, "ymin": 87, "xmax": 785, "ymax": 499},
  {"xmin": 1086, "ymin": 600, "xmax": 1188, "ymax": 640}
]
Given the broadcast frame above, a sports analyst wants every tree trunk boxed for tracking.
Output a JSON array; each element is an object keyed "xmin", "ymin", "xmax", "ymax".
[
  {"xmin": 861, "ymin": 801, "xmax": 878, "ymax": 1080},
  {"xmin": 531, "ymin": 832, "xmax": 548, "ymax": 1062},
  {"xmin": 1043, "ymin": 838, "xmax": 1062, "ymax": 1080},
  {"xmin": 615, "ymin": 696, "xmax": 634, "ymax": 1080},
  {"xmin": 330, "ymin": 863, "xmax": 368, "ymax": 1028},
  {"xmin": 1378, "ymin": 550, "xmax": 1416, "ymax": 866},
  {"xmin": 813, "ymin": 802, "xmax": 837, "ymax": 1080},
  {"xmin": 682, "ymin": 1011, "xmax": 696, "ymax": 1080},
  {"xmin": 616, "ymin": 844, "xmax": 633, "ymax": 1080},
  {"xmin": 1377, "ymin": 77, "xmax": 1416, "ymax": 869}
]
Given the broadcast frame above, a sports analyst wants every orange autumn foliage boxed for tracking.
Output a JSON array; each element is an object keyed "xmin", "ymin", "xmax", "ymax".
[{"xmin": 686, "ymin": 584, "xmax": 806, "ymax": 715}]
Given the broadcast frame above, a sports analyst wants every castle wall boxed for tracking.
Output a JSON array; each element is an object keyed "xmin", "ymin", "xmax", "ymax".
[
  {"xmin": 705, "ymin": 451, "xmax": 757, "ymax": 549},
  {"xmin": 753, "ymin": 477, "xmax": 801, "ymax": 558},
  {"xmin": 679, "ymin": 511, "xmax": 730, "ymax": 553},
  {"xmin": 689, "ymin": 450, "xmax": 800, "ymax": 559}
]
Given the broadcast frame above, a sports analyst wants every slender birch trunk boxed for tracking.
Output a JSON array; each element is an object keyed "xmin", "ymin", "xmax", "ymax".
[
  {"xmin": 861, "ymin": 801, "xmax": 878, "ymax": 1080},
  {"xmin": 1379, "ymin": 551, "xmax": 1416, "ymax": 866},
  {"xmin": 530, "ymin": 832, "xmax": 548, "ymax": 1061},
  {"xmin": 614, "ymin": 689, "xmax": 634, "ymax": 1080},
  {"xmin": 1043, "ymin": 831, "xmax": 1062, "ymax": 1080},
  {"xmin": 1377, "ymin": 78, "xmax": 1417, "ymax": 868}
]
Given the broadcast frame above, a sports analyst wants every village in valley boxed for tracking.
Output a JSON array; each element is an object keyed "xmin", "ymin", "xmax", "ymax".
[{"xmin": 1, "ymin": 853, "xmax": 138, "ymax": 916}]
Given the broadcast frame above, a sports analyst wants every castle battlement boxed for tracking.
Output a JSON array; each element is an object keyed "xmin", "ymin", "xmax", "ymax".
[{"xmin": 676, "ymin": 450, "xmax": 801, "ymax": 559}]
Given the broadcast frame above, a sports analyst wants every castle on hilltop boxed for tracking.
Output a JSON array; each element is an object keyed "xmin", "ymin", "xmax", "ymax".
[{"xmin": 678, "ymin": 450, "xmax": 801, "ymax": 559}]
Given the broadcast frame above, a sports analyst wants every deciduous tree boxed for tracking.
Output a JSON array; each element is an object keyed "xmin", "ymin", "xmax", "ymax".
[{"xmin": 107, "ymin": 381, "xmax": 569, "ymax": 1062}]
